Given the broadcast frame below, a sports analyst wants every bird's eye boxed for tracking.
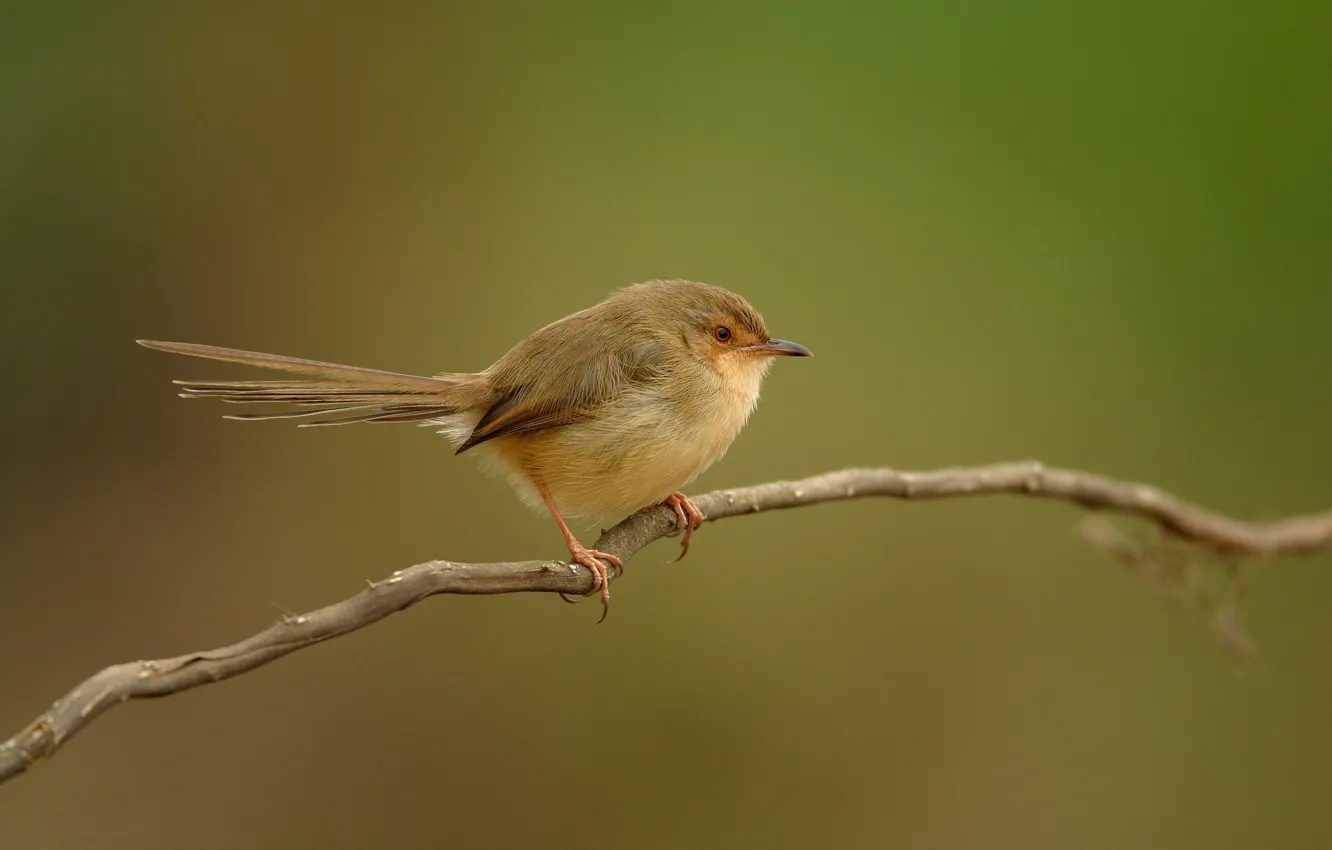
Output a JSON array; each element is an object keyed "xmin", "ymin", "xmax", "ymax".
[{"xmin": 713, "ymin": 326, "xmax": 733, "ymax": 343}]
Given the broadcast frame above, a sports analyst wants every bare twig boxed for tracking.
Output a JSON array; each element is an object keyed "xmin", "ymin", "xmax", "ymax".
[{"xmin": 3, "ymin": 461, "xmax": 1329, "ymax": 784}]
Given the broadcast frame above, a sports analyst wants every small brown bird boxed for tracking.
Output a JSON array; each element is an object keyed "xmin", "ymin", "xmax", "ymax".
[{"xmin": 139, "ymin": 279, "xmax": 810, "ymax": 616}]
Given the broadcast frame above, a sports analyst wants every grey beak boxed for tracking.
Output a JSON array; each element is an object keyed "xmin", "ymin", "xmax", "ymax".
[{"xmin": 750, "ymin": 338, "xmax": 812, "ymax": 357}]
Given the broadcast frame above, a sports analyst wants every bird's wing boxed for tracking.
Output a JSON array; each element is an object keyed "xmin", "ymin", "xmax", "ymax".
[{"xmin": 456, "ymin": 327, "xmax": 667, "ymax": 454}]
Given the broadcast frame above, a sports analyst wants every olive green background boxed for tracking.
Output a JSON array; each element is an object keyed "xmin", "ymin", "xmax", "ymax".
[{"xmin": 3, "ymin": 3, "xmax": 1330, "ymax": 848}]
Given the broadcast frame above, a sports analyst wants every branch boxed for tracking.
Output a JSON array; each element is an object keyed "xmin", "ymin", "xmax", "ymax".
[{"xmin": 3, "ymin": 461, "xmax": 1329, "ymax": 785}]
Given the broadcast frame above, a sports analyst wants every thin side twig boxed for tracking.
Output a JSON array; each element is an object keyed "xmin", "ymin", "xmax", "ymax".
[{"xmin": 3, "ymin": 461, "xmax": 1329, "ymax": 785}]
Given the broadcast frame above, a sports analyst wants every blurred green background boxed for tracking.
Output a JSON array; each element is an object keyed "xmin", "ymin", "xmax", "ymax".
[{"xmin": 3, "ymin": 2, "xmax": 1330, "ymax": 848}]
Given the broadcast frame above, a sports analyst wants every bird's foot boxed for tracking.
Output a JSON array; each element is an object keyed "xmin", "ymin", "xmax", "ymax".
[
  {"xmin": 654, "ymin": 492, "xmax": 705, "ymax": 561},
  {"xmin": 559, "ymin": 544, "xmax": 622, "ymax": 623}
]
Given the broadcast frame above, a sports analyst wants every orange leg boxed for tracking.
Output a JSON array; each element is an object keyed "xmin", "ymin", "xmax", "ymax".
[
  {"xmin": 639, "ymin": 492, "xmax": 706, "ymax": 561},
  {"xmin": 539, "ymin": 484, "xmax": 621, "ymax": 622}
]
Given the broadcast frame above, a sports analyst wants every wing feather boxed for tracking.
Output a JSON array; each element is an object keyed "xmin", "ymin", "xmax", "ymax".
[{"xmin": 455, "ymin": 326, "xmax": 668, "ymax": 453}]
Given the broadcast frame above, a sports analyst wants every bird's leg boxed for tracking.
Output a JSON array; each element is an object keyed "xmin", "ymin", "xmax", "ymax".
[
  {"xmin": 539, "ymin": 484, "xmax": 621, "ymax": 621},
  {"xmin": 638, "ymin": 492, "xmax": 706, "ymax": 561}
]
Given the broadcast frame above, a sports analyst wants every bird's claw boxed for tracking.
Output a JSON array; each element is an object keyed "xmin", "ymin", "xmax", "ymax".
[
  {"xmin": 661, "ymin": 492, "xmax": 705, "ymax": 562},
  {"xmin": 565, "ymin": 545, "xmax": 621, "ymax": 623}
]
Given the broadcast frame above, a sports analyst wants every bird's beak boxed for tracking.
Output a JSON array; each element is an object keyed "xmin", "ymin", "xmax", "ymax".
[{"xmin": 743, "ymin": 338, "xmax": 813, "ymax": 357}]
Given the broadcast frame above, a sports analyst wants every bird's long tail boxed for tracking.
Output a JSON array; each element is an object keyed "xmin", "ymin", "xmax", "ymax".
[{"xmin": 137, "ymin": 340, "xmax": 488, "ymax": 426}]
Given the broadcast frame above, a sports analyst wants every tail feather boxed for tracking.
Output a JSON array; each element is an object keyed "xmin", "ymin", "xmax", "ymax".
[
  {"xmin": 183, "ymin": 389, "xmax": 442, "ymax": 405},
  {"xmin": 138, "ymin": 339, "xmax": 487, "ymax": 426},
  {"xmin": 138, "ymin": 340, "xmax": 454, "ymax": 390},
  {"xmin": 222, "ymin": 406, "xmax": 379, "ymax": 422},
  {"xmin": 298, "ymin": 406, "xmax": 452, "ymax": 426}
]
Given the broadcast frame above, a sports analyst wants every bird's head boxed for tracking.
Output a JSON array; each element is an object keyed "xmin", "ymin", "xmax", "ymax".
[{"xmin": 620, "ymin": 279, "xmax": 812, "ymax": 389}]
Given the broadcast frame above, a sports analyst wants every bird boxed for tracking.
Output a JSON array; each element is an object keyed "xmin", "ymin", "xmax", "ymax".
[{"xmin": 138, "ymin": 279, "xmax": 811, "ymax": 618}]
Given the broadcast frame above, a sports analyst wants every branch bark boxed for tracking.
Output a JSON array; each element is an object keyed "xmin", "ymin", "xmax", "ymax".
[{"xmin": 3, "ymin": 461, "xmax": 1329, "ymax": 785}]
